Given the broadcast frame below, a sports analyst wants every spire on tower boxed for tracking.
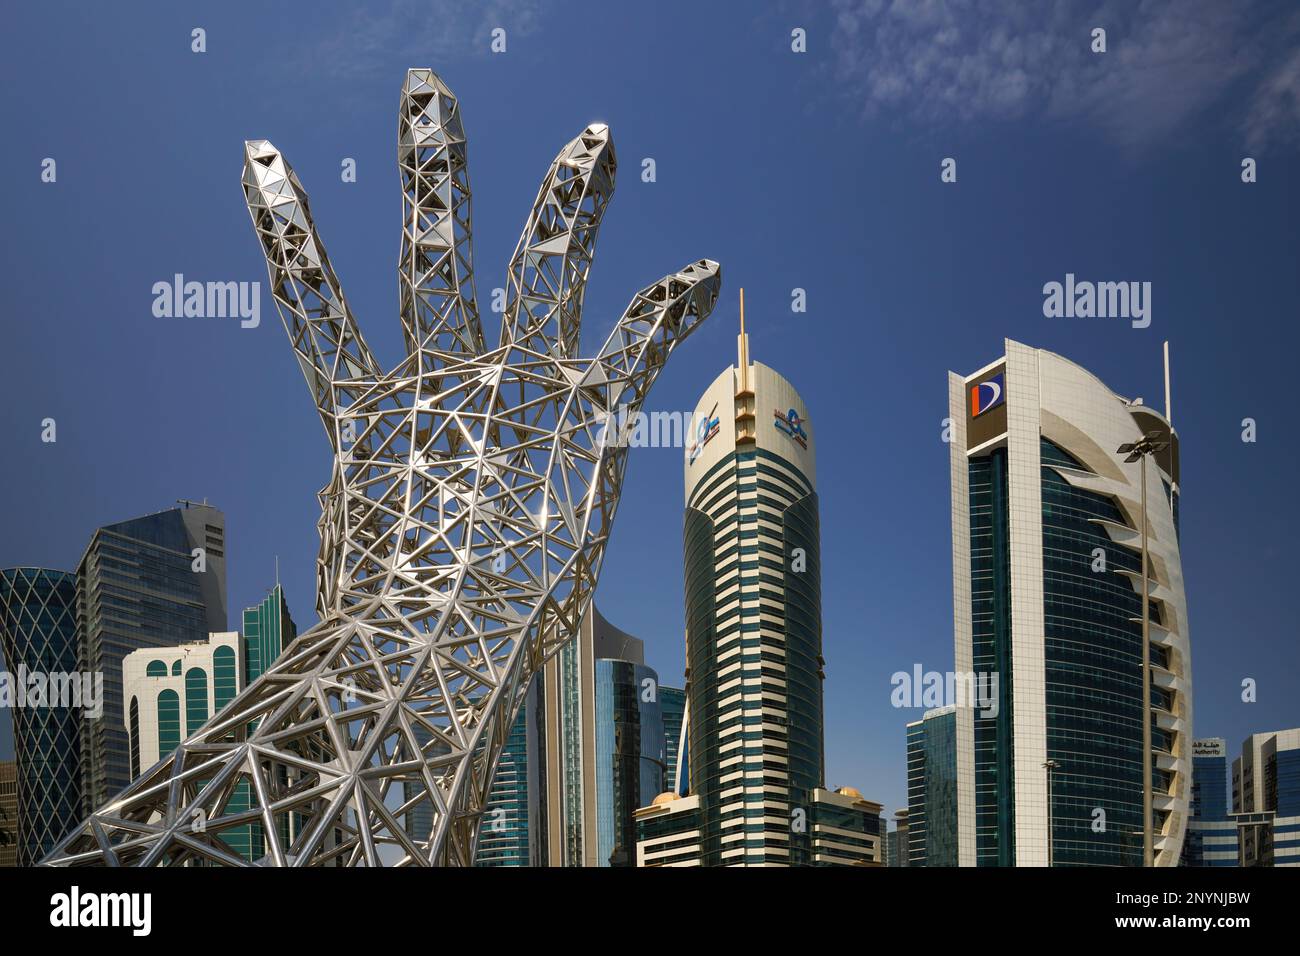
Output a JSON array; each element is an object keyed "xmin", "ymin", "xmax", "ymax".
[
  {"xmin": 735, "ymin": 288, "xmax": 755, "ymax": 445},
  {"xmin": 737, "ymin": 287, "xmax": 751, "ymax": 390}
]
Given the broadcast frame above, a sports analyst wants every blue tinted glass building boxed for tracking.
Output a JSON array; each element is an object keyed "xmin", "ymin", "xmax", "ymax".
[
  {"xmin": 661, "ymin": 685, "xmax": 686, "ymax": 796},
  {"xmin": 594, "ymin": 659, "xmax": 664, "ymax": 866},
  {"xmin": 77, "ymin": 502, "xmax": 227, "ymax": 814},
  {"xmin": 475, "ymin": 676, "xmax": 544, "ymax": 866},
  {"xmin": 541, "ymin": 606, "xmax": 672, "ymax": 866},
  {"xmin": 906, "ymin": 705, "xmax": 958, "ymax": 866},
  {"xmin": 1183, "ymin": 737, "xmax": 1238, "ymax": 866},
  {"xmin": 0, "ymin": 568, "xmax": 82, "ymax": 865}
]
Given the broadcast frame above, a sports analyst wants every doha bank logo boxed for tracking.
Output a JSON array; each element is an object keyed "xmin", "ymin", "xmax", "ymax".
[
  {"xmin": 774, "ymin": 407, "xmax": 809, "ymax": 449},
  {"xmin": 687, "ymin": 403, "xmax": 721, "ymax": 464},
  {"xmin": 969, "ymin": 372, "xmax": 1005, "ymax": 418}
]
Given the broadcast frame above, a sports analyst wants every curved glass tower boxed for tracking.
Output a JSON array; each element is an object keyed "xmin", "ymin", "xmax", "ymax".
[
  {"xmin": 681, "ymin": 309, "xmax": 826, "ymax": 866},
  {"xmin": 594, "ymin": 658, "xmax": 665, "ymax": 866},
  {"xmin": 0, "ymin": 567, "xmax": 81, "ymax": 866},
  {"xmin": 948, "ymin": 339, "xmax": 1191, "ymax": 866},
  {"xmin": 636, "ymin": 300, "xmax": 883, "ymax": 868}
]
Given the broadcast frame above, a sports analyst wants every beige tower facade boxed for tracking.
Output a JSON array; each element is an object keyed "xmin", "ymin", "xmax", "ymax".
[
  {"xmin": 637, "ymin": 293, "xmax": 882, "ymax": 867},
  {"xmin": 948, "ymin": 339, "xmax": 1191, "ymax": 867}
]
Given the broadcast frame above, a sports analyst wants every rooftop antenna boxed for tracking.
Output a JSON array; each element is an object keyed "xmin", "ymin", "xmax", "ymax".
[
  {"xmin": 1163, "ymin": 340, "xmax": 1172, "ymax": 425},
  {"xmin": 275, "ymin": 555, "xmax": 280, "ymax": 588}
]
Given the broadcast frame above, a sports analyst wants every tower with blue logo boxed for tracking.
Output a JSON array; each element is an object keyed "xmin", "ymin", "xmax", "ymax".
[{"xmin": 636, "ymin": 290, "xmax": 882, "ymax": 867}]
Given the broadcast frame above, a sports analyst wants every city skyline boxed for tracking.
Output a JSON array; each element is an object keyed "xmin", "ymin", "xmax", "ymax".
[{"xmin": 3, "ymin": 0, "xmax": 1299, "ymax": 833}]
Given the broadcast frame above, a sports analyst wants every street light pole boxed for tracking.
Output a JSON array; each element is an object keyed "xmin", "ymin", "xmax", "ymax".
[
  {"xmin": 1118, "ymin": 430, "xmax": 1168, "ymax": 868},
  {"xmin": 1139, "ymin": 452, "xmax": 1152, "ymax": 868}
]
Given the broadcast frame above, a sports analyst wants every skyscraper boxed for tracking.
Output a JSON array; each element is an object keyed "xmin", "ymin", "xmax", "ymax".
[
  {"xmin": 241, "ymin": 582, "xmax": 299, "ymax": 857},
  {"xmin": 948, "ymin": 340, "xmax": 1191, "ymax": 866},
  {"xmin": 474, "ymin": 678, "xmax": 544, "ymax": 867},
  {"xmin": 681, "ymin": 294, "xmax": 824, "ymax": 866},
  {"xmin": 540, "ymin": 605, "xmax": 666, "ymax": 866},
  {"xmin": 77, "ymin": 502, "xmax": 227, "ymax": 813},
  {"xmin": 661, "ymin": 685, "xmax": 686, "ymax": 796},
  {"xmin": 594, "ymin": 657, "xmax": 665, "ymax": 866},
  {"xmin": 242, "ymin": 582, "xmax": 297, "ymax": 685},
  {"xmin": 907, "ymin": 705, "xmax": 958, "ymax": 866},
  {"xmin": 0, "ymin": 567, "xmax": 82, "ymax": 865},
  {"xmin": 637, "ymin": 292, "xmax": 882, "ymax": 867},
  {"xmin": 1232, "ymin": 728, "xmax": 1300, "ymax": 867},
  {"xmin": 1183, "ymin": 737, "xmax": 1238, "ymax": 866}
]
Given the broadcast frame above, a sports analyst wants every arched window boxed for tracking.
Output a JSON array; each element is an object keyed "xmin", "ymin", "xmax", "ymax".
[
  {"xmin": 171, "ymin": 660, "xmax": 182, "ymax": 677},
  {"xmin": 185, "ymin": 667, "xmax": 209, "ymax": 735},
  {"xmin": 158, "ymin": 689, "xmax": 181, "ymax": 758},
  {"xmin": 213, "ymin": 645, "xmax": 237, "ymax": 713},
  {"xmin": 146, "ymin": 660, "xmax": 168, "ymax": 678}
]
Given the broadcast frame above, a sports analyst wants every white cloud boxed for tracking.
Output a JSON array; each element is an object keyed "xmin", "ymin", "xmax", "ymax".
[
  {"xmin": 285, "ymin": 0, "xmax": 541, "ymax": 80},
  {"xmin": 1244, "ymin": 45, "xmax": 1300, "ymax": 149},
  {"xmin": 827, "ymin": 0, "xmax": 1300, "ymax": 152}
]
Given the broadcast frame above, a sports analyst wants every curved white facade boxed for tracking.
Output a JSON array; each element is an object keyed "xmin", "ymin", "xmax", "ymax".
[{"xmin": 948, "ymin": 339, "xmax": 1191, "ymax": 867}]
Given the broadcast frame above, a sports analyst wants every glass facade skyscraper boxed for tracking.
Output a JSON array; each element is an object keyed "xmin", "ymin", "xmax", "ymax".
[
  {"xmin": 77, "ymin": 502, "xmax": 227, "ymax": 814},
  {"xmin": 594, "ymin": 659, "xmax": 664, "ymax": 866},
  {"xmin": 637, "ymin": 312, "xmax": 882, "ymax": 867},
  {"xmin": 660, "ymin": 685, "xmax": 686, "ymax": 796},
  {"xmin": 678, "ymin": 319, "xmax": 826, "ymax": 866},
  {"xmin": 948, "ymin": 341, "xmax": 1192, "ymax": 866},
  {"xmin": 475, "ymin": 677, "xmax": 544, "ymax": 866},
  {"xmin": 0, "ymin": 567, "xmax": 82, "ymax": 865},
  {"xmin": 540, "ymin": 605, "xmax": 666, "ymax": 866},
  {"xmin": 907, "ymin": 705, "xmax": 958, "ymax": 866},
  {"xmin": 242, "ymin": 583, "xmax": 296, "ymax": 685},
  {"xmin": 1183, "ymin": 737, "xmax": 1238, "ymax": 866}
]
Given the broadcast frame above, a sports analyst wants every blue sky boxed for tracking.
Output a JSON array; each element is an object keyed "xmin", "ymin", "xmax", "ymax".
[{"xmin": 2, "ymin": 0, "xmax": 1298, "ymax": 819}]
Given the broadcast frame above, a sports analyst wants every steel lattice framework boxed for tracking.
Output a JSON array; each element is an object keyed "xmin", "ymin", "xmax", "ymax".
[{"xmin": 43, "ymin": 68, "xmax": 720, "ymax": 867}]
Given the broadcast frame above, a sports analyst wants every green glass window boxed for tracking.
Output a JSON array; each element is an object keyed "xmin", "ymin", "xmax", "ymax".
[
  {"xmin": 158, "ymin": 689, "xmax": 181, "ymax": 757},
  {"xmin": 213, "ymin": 645, "xmax": 237, "ymax": 713},
  {"xmin": 185, "ymin": 667, "xmax": 209, "ymax": 735}
]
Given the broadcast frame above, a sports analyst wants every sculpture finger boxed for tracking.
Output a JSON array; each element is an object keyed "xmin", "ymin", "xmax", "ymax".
[
  {"xmin": 499, "ymin": 124, "xmax": 616, "ymax": 361},
  {"xmin": 397, "ymin": 68, "xmax": 483, "ymax": 363},
  {"xmin": 594, "ymin": 259, "xmax": 722, "ymax": 413},
  {"xmin": 243, "ymin": 140, "xmax": 381, "ymax": 432}
]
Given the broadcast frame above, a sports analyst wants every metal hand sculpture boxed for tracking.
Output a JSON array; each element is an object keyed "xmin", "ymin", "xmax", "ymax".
[{"xmin": 44, "ymin": 68, "xmax": 720, "ymax": 866}]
